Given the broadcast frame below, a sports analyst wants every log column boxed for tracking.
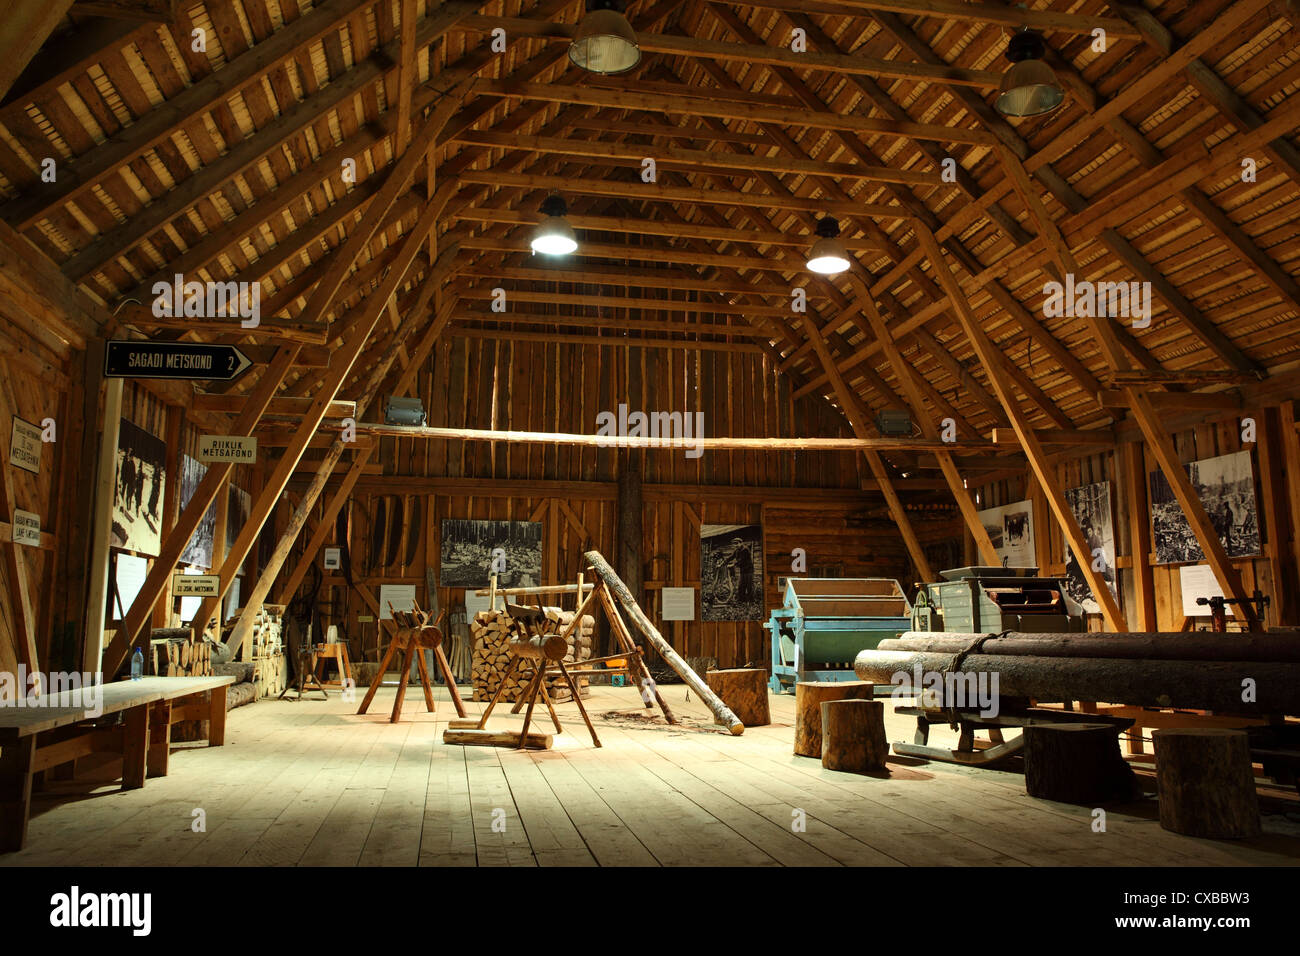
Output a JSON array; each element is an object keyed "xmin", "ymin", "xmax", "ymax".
[
  {"xmin": 1023, "ymin": 723, "xmax": 1139, "ymax": 803},
  {"xmin": 706, "ymin": 668, "xmax": 770, "ymax": 726},
  {"xmin": 1153, "ymin": 728, "xmax": 1261, "ymax": 838},
  {"xmin": 794, "ymin": 680, "xmax": 873, "ymax": 757},
  {"xmin": 821, "ymin": 699, "xmax": 887, "ymax": 772}
]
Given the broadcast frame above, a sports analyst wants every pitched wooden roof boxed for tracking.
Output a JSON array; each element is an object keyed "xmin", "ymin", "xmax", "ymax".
[{"xmin": 2, "ymin": 0, "xmax": 1297, "ymax": 440}]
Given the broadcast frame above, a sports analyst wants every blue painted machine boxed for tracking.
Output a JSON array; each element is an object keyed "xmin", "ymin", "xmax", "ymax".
[{"xmin": 767, "ymin": 578, "xmax": 913, "ymax": 693}]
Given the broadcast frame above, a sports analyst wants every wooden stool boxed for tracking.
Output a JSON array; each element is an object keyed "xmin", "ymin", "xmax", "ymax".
[
  {"xmin": 1153, "ymin": 728, "xmax": 1261, "ymax": 838},
  {"xmin": 794, "ymin": 680, "xmax": 874, "ymax": 757},
  {"xmin": 706, "ymin": 668, "xmax": 770, "ymax": 726},
  {"xmin": 357, "ymin": 604, "xmax": 467, "ymax": 724},
  {"xmin": 821, "ymin": 699, "xmax": 887, "ymax": 772},
  {"xmin": 1023, "ymin": 723, "xmax": 1139, "ymax": 803},
  {"xmin": 313, "ymin": 642, "xmax": 353, "ymax": 688}
]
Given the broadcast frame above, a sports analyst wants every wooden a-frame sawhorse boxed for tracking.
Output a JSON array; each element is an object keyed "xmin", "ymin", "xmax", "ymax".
[{"xmin": 356, "ymin": 602, "xmax": 468, "ymax": 723}]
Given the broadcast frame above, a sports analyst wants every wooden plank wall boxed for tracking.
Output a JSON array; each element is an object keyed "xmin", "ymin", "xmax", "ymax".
[
  {"xmin": 966, "ymin": 405, "xmax": 1300, "ymax": 633},
  {"xmin": 294, "ymin": 337, "xmax": 918, "ymax": 669}
]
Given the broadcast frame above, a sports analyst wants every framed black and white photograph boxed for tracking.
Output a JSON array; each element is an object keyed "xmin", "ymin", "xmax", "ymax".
[
  {"xmin": 179, "ymin": 454, "xmax": 215, "ymax": 568},
  {"xmin": 700, "ymin": 523, "xmax": 764, "ymax": 621},
  {"xmin": 1149, "ymin": 450, "xmax": 1260, "ymax": 565},
  {"xmin": 976, "ymin": 499, "xmax": 1036, "ymax": 568},
  {"xmin": 1062, "ymin": 481, "xmax": 1119, "ymax": 615},
  {"xmin": 440, "ymin": 518, "xmax": 542, "ymax": 588},
  {"xmin": 111, "ymin": 418, "xmax": 167, "ymax": 557}
]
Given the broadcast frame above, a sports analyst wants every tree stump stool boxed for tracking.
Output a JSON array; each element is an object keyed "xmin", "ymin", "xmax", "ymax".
[
  {"xmin": 705, "ymin": 668, "xmax": 770, "ymax": 726},
  {"xmin": 1023, "ymin": 723, "xmax": 1140, "ymax": 803},
  {"xmin": 1153, "ymin": 728, "xmax": 1261, "ymax": 839},
  {"xmin": 794, "ymin": 680, "xmax": 873, "ymax": 758},
  {"xmin": 821, "ymin": 699, "xmax": 887, "ymax": 772}
]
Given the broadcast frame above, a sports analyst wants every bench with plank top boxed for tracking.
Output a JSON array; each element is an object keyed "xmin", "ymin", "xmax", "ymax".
[{"xmin": 0, "ymin": 675, "xmax": 233, "ymax": 852}]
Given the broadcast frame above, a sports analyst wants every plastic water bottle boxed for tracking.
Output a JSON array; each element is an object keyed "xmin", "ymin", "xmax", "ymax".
[{"xmin": 131, "ymin": 647, "xmax": 144, "ymax": 681}]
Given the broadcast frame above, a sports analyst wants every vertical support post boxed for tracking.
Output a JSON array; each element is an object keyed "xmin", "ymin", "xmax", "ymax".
[{"xmin": 82, "ymin": 374, "xmax": 123, "ymax": 676}]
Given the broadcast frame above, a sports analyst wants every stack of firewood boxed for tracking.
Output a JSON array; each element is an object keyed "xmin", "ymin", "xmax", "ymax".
[
  {"xmin": 470, "ymin": 607, "xmax": 594, "ymax": 703},
  {"xmin": 149, "ymin": 629, "xmax": 216, "ymax": 677},
  {"xmin": 221, "ymin": 605, "xmax": 286, "ymax": 698}
]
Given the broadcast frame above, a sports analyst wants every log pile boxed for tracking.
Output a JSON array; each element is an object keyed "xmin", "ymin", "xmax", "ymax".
[
  {"xmin": 221, "ymin": 605, "xmax": 286, "ymax": 699},
  {"xmin": 470, "ymin": 607, "xmax": 594, "ymax": 703},
  {"xmin": 149, "ymin": 629, "xmax": 216, "ymax": 677}
]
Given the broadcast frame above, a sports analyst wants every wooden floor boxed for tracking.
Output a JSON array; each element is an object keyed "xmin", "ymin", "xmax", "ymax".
[{"xmin": 5, "ymin": 684, "xmax": 1300, "ymax": 867}]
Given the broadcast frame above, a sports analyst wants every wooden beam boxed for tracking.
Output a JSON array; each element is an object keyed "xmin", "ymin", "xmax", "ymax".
[
  {"xmin": 0, "ymin": 0, "xmax": 76, "ymax": 101},
  {"xmin": 455, "ymin": 15, "xmax": 1004, "ymax": 86},
  {"xmin": 471, "ymin": 80, "xmax": 997, "ymax": 146},
  {"xmin": 454, "ymin": 170, "xmax": 913, "ymax": 219},
  {"xmin": 3, "ymin": 0, "xmax": 387, "ymax": 229},
  {"xmin": 228, "ymin": 254, "xmax": 456, "ymax": 653},
  {"xmin": 452, "ymin": 129, "xmax": 941, "ymax": 185},
  {"xmin": 799, "ymin": 315, "xmax": 934, "ymax": 581},
  {"xmin": 994, "ymin": 149, "xmax": 1259, "ymax": 628},
  {"xmin": 1121, "ymin": 441, "xmax": 1157, "ymax": 630},
  {"xmin": 915, "ymin": 226, "xmax": 1128, "ymax": 631},
  {"xmin": 849, "ymin": 273, "xmax": 1000, "ymax": 566},
  {"xmin": 727, "ymin": 0, "xmax": 1143, "ymax": 38},
  {"xmin": 100, "ymin": 346, "xmax": 300, "ymax": 676},
  {"xmin": 191, "ymin": 116, "xmax": 459, "ymax": 640}
]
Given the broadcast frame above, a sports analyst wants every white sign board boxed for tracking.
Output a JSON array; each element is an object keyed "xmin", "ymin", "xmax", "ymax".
[
  {"xmin": 379, "ymin": 584, "xmax": 417, "ymax": 619},
  {"xmin": 113, "ymin": 553, "xmax": 148, "ymax": 621},
  {"xmin": 11, "ymin": 509, "xmax": 41, "ymax": 547},
  {"xmin": 172, "ymin": 573, "xmax": 220, "ymax": 597},
  {"xmin": 323, "ymin": 547, "xmax": 341, "ymax": 570},
  {"xmin": 661, "ymin": 587, "xmax": 696, "ymax": 621},
  {"xmin": 9, "ymin": 417, "xmax": 42, "ymax": 474},
  {"xmin": 1180, "ymin": 564, "xmax": 1232, "ymax": 618},
  {"xmin": 198, "ymin": 434, "xmax": 258, "ymax": 463}
]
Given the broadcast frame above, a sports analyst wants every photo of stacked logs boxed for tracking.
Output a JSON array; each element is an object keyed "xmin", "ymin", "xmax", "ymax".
[{"xmin": 470, "ymin": 607, "xmax": 594, "ymax": 703}]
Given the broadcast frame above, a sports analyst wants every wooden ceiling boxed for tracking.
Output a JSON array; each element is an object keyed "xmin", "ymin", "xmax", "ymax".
[{"xmin": 2, "ymin": 0, "xmax": 1298, "ymax": 443}]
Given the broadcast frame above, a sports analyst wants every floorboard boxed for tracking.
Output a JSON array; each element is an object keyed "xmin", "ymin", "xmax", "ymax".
[{"xmin": 3, "ymin": 684, "xmax": 1298, "ymax": 867}]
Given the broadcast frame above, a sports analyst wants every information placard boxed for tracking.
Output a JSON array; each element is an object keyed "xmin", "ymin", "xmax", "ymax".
[
  {"xmin": 661, "ymin": 587, "xmax": 696, "ymax": 621},
  {"xmin": 9, "ymin": 417, "xmax": 42, "ymax": 474},
  {"xmin": 198, "ymin": 435, "xmax": 257, "ymax": 463},
  {"xmin": 11, "ymin": 509, "xmax": 41, "ymax": 547}
]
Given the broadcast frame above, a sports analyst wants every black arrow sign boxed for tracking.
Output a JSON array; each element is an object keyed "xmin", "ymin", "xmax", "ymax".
[{"xmin": 104, "ymin": 341, "xmax": 253, "ymax": 382}]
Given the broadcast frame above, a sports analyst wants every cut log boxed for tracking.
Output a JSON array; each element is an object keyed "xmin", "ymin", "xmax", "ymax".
[
  {"xmin": 820, "ymin": 699, "xmax": 887, "ymax": 773},
  {"xmin": 794, "ymin": 681, "xmax": 873, "ymax": 757},
  {"xmin": 442, "ymin": 729, "xmax": 553, "ymax": 750},
  {"xmin": 855, "ymin": 649, "xmax": 1300, "ymax": 715},
  {"xmin": 585, "ymin": 549, "xmax": 742, "ymax": 734},
  {"xmin": 706, "ymin": 668, "xmax": 770, "ymax": 726},
  {"xmin": 507, "ymin": 633, "xmax": 567, "ymax": 661},
  {"xmin": 1153, "ymin": 728, "xmax": 1261, "ymax": 838},
  {"xmin": 1022, "ymin": 723, "xmax": 1140, "ymax": 803}
]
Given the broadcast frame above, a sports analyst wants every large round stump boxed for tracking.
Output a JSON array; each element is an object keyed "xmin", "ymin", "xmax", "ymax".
[
  {"xmin": 705, "ymin": 668, "xmax": 770, "ymax": 726},
  {"xmin": 821, "ymin": 699, "xmax": 887, "ymax": 773},
  {"xmin": 794, "ymin": 680, "xmax": 873, "ymax": 758},
  {"xmin": 1023, "ymin": 723, "xmax": 1139, "ymax": 803},
  {"xmin": 1153, "ymin": 728, "xmax": 1260, "ymax": 839}
]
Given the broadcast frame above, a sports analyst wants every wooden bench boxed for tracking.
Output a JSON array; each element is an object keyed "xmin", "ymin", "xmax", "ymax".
[{"xmin": 0, "ymin": 676, "xmax": 233, "ymax": 852}]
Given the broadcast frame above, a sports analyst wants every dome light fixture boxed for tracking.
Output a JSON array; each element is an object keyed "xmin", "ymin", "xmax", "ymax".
[
  {"xmin": 806, "ymin": 217, "xmax": 851, "ymax": 275},
  {"xmin": 995, "ymin": 29, "xmax": 1065, "ymax": 118},
  {"xmin": 569, "ymin": 0, "xmax": 641, "ymax": 75},
  {"xmin": 530, "ymin": 194, "xmax": 578, "ymax": 256}
]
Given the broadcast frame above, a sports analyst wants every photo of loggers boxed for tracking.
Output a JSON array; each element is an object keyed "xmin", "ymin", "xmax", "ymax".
[{"xmin": 110, "ymin": 418, "xmax": 166, "ymax": 557}]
